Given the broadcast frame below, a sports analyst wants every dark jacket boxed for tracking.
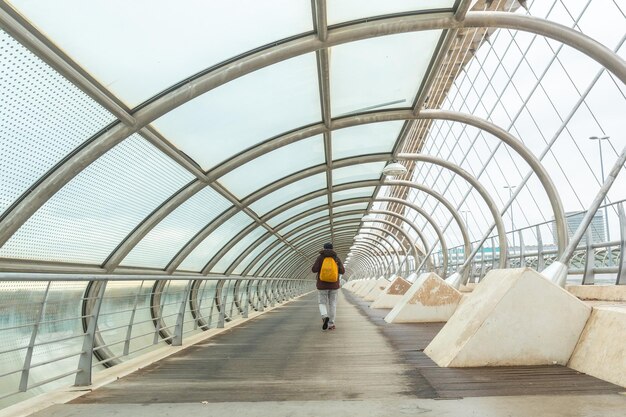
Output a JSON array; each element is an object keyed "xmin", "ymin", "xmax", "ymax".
[{"xmin": 311, "ymin": 249, "xmax": 345, "ymax": 290}]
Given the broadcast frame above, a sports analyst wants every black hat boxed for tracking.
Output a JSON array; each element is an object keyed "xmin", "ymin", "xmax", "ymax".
[{"xmin": 323, "ymin": 243, "xmax": 333, "ymax": 250}]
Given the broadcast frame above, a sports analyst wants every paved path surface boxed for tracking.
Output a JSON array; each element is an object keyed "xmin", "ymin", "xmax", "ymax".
[{"xmin": 30, "ymin": 290, "xmax": 626, "ymax": 417}]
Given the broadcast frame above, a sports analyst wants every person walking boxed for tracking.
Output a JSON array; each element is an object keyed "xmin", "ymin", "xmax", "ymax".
[{"xmin": 311, "ymin": 243, "xmax": 345, "ymax": 331}]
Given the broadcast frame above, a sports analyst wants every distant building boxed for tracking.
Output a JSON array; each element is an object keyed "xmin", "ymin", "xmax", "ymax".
[{"xmin": 553, "ymin": 211, "xmax": 606, "ymax": 245}]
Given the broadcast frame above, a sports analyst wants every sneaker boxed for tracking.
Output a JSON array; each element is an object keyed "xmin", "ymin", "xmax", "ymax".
[
  {"xmin": 322, "ymin": 316, "xmax": 330, "ymax": 330},
  {"xmin": 328, "ymin": 324, "xmax": 336, "ymax": 331}
]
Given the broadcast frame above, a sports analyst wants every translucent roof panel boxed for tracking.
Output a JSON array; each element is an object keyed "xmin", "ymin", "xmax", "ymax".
[
  {"xmin": 332, "ymin": 121, "xmax": 404, "ymax": 160},
  {"xmin": 327, "ymin": 0, "xmax": 455, "ymax": 25},
  {"xmin": 210, "ymin": 227, "xmax": 267, "ymax": 274},
  {"xmin": 121, "ymin": 187, "xmax": 232, "ymax": 269},
  {"xmin": 332, "ymin": 162, "xmax": 385, "ymax": 186},
  {"xmin": 250, "ymin": 173, "xmax": 327, "ymax": 215},
  {"xmin": 0, "ymin": 135, "xmax": 193, "ymax": 264},
  {"xmin": 177, "ymin": 211, "xmax": 255, "ymax": 272},
  {"xmin": 333, "ymin": 187, "xmax": 377, "ymax": 202},
  {"xmin": 8, "ymin": 0, "xmax": 313, "ymax": 106},
  {"xmin": 280, "ymin": 210, "xmax": 329, "ymax": 235},
  {"xmin": 333, "ymin": 202, "xmax": 369, "ymax": 213},
  {"xmin": 330, "ymin": 31, "xmax": 443, "ymax": 117},
  {"xmin": 153, "ymin": 53, "xmax": 321, "ymax": 170},
  {"xmin": 219, "ymin": 135, "xmax": 326, "ymax": 198},
  {"xmin": 232, "ymin": 235, "xmax": 278, "ymax": 275},
  {"xmin": 0, "ymin": 29, "xmax": 115, "ymax": 217},
  {"xmin": 266, "ymin": 196, "xmax": 328, "ymax": 227},
  {"xmin": 251, "ymin": 242, "xmax": 287, "ymax": 276},
  {"xmin": 287, "ymin": 220, "xmax": 330, "ymax": 242}
]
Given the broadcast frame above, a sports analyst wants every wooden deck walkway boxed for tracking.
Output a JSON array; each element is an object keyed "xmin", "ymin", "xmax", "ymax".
[{"xmin": 66, "ymin": 290, "xmax": 622, "ymax": 405}]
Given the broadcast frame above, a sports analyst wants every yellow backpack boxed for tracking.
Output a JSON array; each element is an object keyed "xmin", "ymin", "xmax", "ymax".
[{"xmin": 319, "ymin": 257, "xmax": 339, "ymax": 282}]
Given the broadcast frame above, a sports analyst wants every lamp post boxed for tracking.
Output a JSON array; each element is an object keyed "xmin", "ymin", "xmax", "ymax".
[
  {"xmin": 589, "ymin": 135, "xmax": 611, "ymax": 242},
  {"xmin": 503, "ymin": 185, "xmax": 517, "ymax": 255}
]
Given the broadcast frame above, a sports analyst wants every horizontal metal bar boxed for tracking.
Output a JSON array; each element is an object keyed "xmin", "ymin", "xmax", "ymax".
[
  {"xmin": 30, "ymin": 350, "xmax": 84, "ymax": 370},
  {"xmin": 26, "ymin": 369, "xmax": 81, "ymax": 390},
  {"xmin": 0, "ymin": 273, "xmax": 304, "ymax": 282}
]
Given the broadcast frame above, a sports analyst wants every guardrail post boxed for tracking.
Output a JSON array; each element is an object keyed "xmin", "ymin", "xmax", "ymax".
[
  {"xmin": 75, "ymin": 280, "xmax": 108, "ymax": 386},
  {"xmin": 123, "ymin": 280, "xmax": 145, "ymax": 356},
  {"xmin": 172, "ymin": 280, "xmax": 193, "ymax": 346},
  {"xmin": 617, "ymin": 203, "xmax": 626, "ymax": 285},
  {"xmin": 217, "ymin": 292, "xmax": 227, "ymax": 328},
  {"xmin": 536, "ymin": 225, "xmax": 544, "ymax": 271},
  {"xmin": 243, "ymin": 280, "xmax": 250, "ymax": 319},
  {"xmin": 19, "ymin": 281, "xmax": 51, "ymax": 391},
  {"xmin": 583, "ymin": 228, "xmax": 595, "ymax": 285},
  {"xmin": 519, "ymin": 230, "xmax": 526, "ymax": 268}
]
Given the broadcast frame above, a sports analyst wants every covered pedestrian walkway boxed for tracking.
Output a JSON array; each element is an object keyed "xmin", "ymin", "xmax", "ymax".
[{"xmin": 1, "ymin": 0, "xmax": 626, "ymax": 415}]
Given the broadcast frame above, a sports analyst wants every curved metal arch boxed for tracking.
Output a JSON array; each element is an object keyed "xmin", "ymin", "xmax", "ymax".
[
  {"xmin": 396, "ymin": 153, "xmax": 506, "ymax": 267},
  {"xmin": 266, "ymin": 222, "xmax": 398, "ymax": 275},
  {"xmin": 275, "ymin": 235, "xmax": 357, "ymax": 279},
  {"xmin": 350, "ymin": 233, "xmax": 401, "ymax": 274},
  {"xmin": 257, "ymin": 219, "xmax": 361, "ymax": 276},
  {"xmin": 105, "ymin": 107, "xmax": 564, "ymax": 272},
  {"xmin": 267, "ymin": 225, "xmax": 391, "ymax": 279},
  {"xmin": 1, "ymin": 10, "xmax": 620, "ymax": 266},
  {"xmin": 368, "ymin": 209, "xmax": 447, "ymax": 277},
  {"xmin": 348, "ymin": 247, "xmax": 383, "ymax": 278},
  {"xmin": 375, "ymin": 197, "xmax": 456, "ymax": 273},
  {"xmin": 359, "ymin": 218, "xmax": 422, "ymax": 268}
]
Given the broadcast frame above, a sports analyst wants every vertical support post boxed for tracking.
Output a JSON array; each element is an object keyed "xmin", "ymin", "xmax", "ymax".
[
  {"xmin": 491, "ymin": 237, "xmax": 497, "ymax": 271},
  {"xmin": 172, "ymin": 280, "xmax": 193, "ymax": 346},
  {"xmin": 479, "ymin": 245, "xmax": 486, "ymax": 280},
  {"xmin": 582, "ymin": 228, "xmax": 595, "ymax": 285},
  {"xmin": 269, "ymin": 281, "xmax": 275, "ymax": 307},
  {"xmin": 243, "ymin": 280, "xmax": 249, "ymax": 319},
  {"xmin": 616, "ymin": 203, "xmax": 626, "ymax": 285},
  {"xmin": 123, "ymin": 280, "xmax": 145, "ymax": 356},
  {"xmin": 519, "ymin": 230, "xmax": 526, "ymax": 268},
  {"xmin": 536, "ymin": 225, "xmax": 544, "ymax": 271},
  {"xmin": 19, "ymin": 281, "xmax": 51, "ymax": 391},
  {"xmin": 75, "ymin": 280, "xmax": 108, "ymax": 386},
  {"xmin": 257, "ymin": 281, "xmax": 265, "ymax": 312},
  {"xmin": 217, "ymin": 292, "xmax": 227, "ymax": 329}
]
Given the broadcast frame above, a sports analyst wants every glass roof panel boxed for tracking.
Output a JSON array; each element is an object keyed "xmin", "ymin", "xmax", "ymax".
[
  {"xmin": 8, "ymin": 0, "xmax": 313, "ymax": 106},
  {"xmin": 219, "ymin": 135, "xmax": 326, "ymax": 198},
  {"xmin": 177, "ymin": 212, "xmax": 254, "ymax": 272},
  {"xmin": 0, "ymin": 135, "xmax": 193, "ymax": 264},
  {"xmin": 332, "ymin": 162, "xmax": 385, "ymax": 186},
  {"xmin": 330, "ymin": 31, "xmax": 443, "ymax": 117},
  {"xmin": 266, "ymin": 196, "xmax": 328, "ymax": 227},
  {"xmin": 210, "ymin": 227, "xmax": 267, "ymax": 273},
  {"xmin": 279, "ymin": 210, "xmax": 329, "ymax": 234},
  {"xmin": 121, "ymin": 187, "xmax": 232, "ymax": 269},
  {"xmin": 332, "ymin": 121, "xmax": 404, "ymax": 160},
  {"xmin": 251, "ymin": 242, "xmax": 286, "ymax": 276},
  {"xmin": 333, "ymin": 202, "xmax": 369, "ymax": 213},
  {"xmin": 0, "ymin": 30, "xmax": 115, "ymax": 217},
  {"xmin": 250, "ymin": 173, "xmax": 327, "ymax": 215},
  {"xmin": 232, "ymin": 235, "xmax": 278, "ymax": 275},
  {"xmin": 327, "ymin": 0, "xmax": 455, "ymax": 25},
  {"xmin": 153, "ymin": 53, "xmax": 321, "ymax": 170},
  {"xmin": 333, "ymin": 187, "xmax": 376, "ymax": 202},
  {"xmin": 287, "ymin": 220, "xmax": 330, "ymax": 242}
]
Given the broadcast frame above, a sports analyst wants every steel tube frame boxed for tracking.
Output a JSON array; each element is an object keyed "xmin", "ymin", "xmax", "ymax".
[{"xmin": 1, "ymin": 11, "xmax": 623, "ymax": 276}]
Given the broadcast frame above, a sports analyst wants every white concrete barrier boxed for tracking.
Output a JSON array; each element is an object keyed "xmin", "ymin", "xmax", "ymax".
[
  {"xmin": 371, "ymin": 276, "xmax": 412, "ymax": 309},
  {"xmin": 364, "ymin": 278, "xmax": 391, "ymax": 301},
  {"xmin": 568, "ymin": 305, "xmax": 626, "ymax": 388},
  {"xmin": 566, "ymin": 285, "xmax": 626, "ymax": 302},
  {"xmin": 384, "ymin": 272, "xmax": 462, "ymax": 323},
  {"xmin": 356, "ymin": 280, "xmax": 379, "ymax": 297},
  {"xmin": 425, "ymin": 267, "xmax": 592, "ymax": 367}
]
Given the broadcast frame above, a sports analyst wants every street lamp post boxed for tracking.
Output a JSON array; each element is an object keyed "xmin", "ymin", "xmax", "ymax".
[
  {"xmin": 504, "ymin": 185, "xmax": 517, "ymax": 256},
  {"xmin": 589, "ymin": 135, "xmax": 611, "ymax": 242}
]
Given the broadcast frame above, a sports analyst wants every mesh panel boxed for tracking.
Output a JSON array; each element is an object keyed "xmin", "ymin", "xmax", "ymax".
[
  {"xmin": 210, "ymin": 227, "xmax": 267, "ymax": 273},
  {"xmin": 178, "ymin": 211, "xmax": 255, "ymax": 272},
  {"xmin": 232, "ymin": 235, "xmax": 278, "ymax": 275},
  {"xmin": 0, "ymin": 135, "xmax": 193, "ymax": 264},
  {"xmin": 0, "ymin": 30, "xmax": 115, "ymax": 216},
  {"xmin": 121, "ymin": 187, "xmax": 232, "ymax": 268}
]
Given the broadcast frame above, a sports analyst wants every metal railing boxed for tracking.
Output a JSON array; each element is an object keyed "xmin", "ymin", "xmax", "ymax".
[
  {"xmin": 0, "ymin": 275, "xmax": 313, "ymax": 409},
  {"xmin": 430, "ymin": 201, "xmax": 626, "ymax": 285}
]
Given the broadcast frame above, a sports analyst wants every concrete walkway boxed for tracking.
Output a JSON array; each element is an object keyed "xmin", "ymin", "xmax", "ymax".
[{"xmin": 30, "ymin": 291, "xmax": 626, "ymax": 417}]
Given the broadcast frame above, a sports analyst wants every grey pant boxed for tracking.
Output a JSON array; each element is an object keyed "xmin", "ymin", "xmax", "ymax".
[{"xmin": 318, "ymin": 289, "xmax": 338, "ymax": 324}]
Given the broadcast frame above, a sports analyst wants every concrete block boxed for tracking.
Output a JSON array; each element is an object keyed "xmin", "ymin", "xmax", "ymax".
[
  {"xmin": 356, "ymin": 280, "xmax": 378, "ymax": 297},
  {"xmin": 364, "ymin": 278, "xmax": 390, "ymax": 301},
  {"xmin": 384, "ymin": 272, "xmax": 462, "ymax": 323},
  {"xmin": 425, "ymin": 268, "xmax": 592, "ymax": 367},
  {"xmin": 566, "ymin": 285, "xmax": 626, "ymax": 302},
  {"xmin": 568, "ymin": 306, "xmax": 626, "ymax": 387},
  {"xmin": 371, "ymin": 276, "xmax": 411, "ymax": 309}
]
